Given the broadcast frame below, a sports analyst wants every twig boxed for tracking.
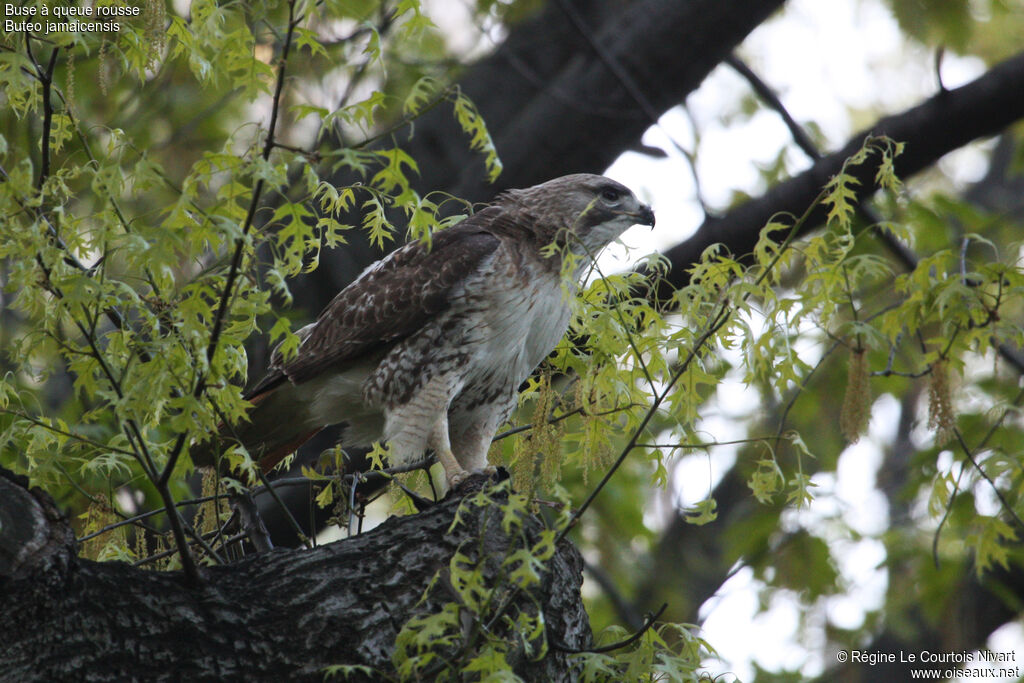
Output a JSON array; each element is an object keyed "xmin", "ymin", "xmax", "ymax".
[
  {"xmin": 933, "ymin": 382, "xmax": 1024, "ymax": 550},
  {"xmin": 347, "ymin": 87, "xmax": 452, "ymax": 151},
  {"xmin": 557, "ymin": 178, "xmax": 830, "ymax": 545},
  {"xmin": 203, "ymin": 0, "xmax": 299, "ymax": 376},
  {"xmin": 58, "ymin": 313, "xmax": 199, "ymax": 577},
  {"xmin": 553, "ymin": 0, "xmax": 659, "ymax": 123},
  {"xmin": 552, "ymin": 603, "xmax": 667, "ymax": 654},
  {"xmin": 0, "ymin": 163, "xmax": 140, "ymax": 346},
  {"xmin": 635, "ymin": 435, "xmax": 783, "ymax": 451},
  {"xmin": 256, "ymin": 468, "xmax": 312, "ymax": 548},
  {"xmin": 932, "ymin": 459, "xmax": 967, "ymax": 568},
  {"xmin": 725, "ymin": 54, "xmax": 820, "ymax": 160},
  {"xmin": 0, "ymin": 407, "xmax": 138, "ymax": 458},
  {"xmin": 76, "ymin": 492, "xmax": 227, "ymax": 543},
  {"xmin": 347, "ymin": 471, "xmax": 363, "ymax": 536},
  {"xmin": 159, "ymin": 0, "xmax": 302, "ymax": 490},
  {"xmin": 555, "ymin": 302, "xmax": 732, "ymax": 546},
  {"xmin": 233, "ymin": 491, "xmax": 274, "ymax": 552},
  {"xmin": 553, "ymin": 0, "xmax": 703, "ymax": 212},
  {"xmin": 569, "ymin": 231, "xmax": 656, "ymax": 390},
  {"xmin": 26, "ymin": 41, "xmax": 59, "ymax": 190},
  {"xmin": 953, "ymin": 426, "xmax": 1024, "ymax": 534},
  {"xmin": 494, "ymin": 403, "xmax": 641, "ymax": 441},
  {"xmin": 133, "ymin": 532, "xmax": 246, "ymax": 567}
]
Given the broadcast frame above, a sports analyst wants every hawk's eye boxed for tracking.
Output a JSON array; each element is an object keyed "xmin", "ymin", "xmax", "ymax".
[{"xmin": 600, "ymin": 187, "xmax": 622, "ymax": 203}]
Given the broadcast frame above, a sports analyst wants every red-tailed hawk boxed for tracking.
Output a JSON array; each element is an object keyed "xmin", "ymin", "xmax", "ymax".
[{"xmin": 197, "ymin": 174, "xmax": 654, "ymax": 486}]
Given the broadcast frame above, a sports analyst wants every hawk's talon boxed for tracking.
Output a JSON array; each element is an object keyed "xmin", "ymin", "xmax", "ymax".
[
  {"xmin": 445, "ymin": 466, "xmax": 503, "ymax": 495},
  {"xmin": 446, "ymin": 468, "xmax": 473, "ymax": 489}
]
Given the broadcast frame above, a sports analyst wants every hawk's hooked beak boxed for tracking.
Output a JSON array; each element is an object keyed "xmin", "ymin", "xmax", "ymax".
[{"xmin": 633, "ymin": 204, "xmax": 655, "ymax": 228}]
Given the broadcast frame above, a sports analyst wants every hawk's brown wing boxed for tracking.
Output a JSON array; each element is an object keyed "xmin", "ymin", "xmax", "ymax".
[{"xmin": 247, "ymin": 207, "xmax": 512, "ymax": 398}]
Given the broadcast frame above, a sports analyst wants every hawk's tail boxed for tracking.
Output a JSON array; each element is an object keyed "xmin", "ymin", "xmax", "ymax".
[{"xmin": 190, "ymin": 384, "xmax": 323, "ymax": 475}]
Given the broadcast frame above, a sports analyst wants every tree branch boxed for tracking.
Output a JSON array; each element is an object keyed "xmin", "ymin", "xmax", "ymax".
[
  {"xmin": 0, "ymin": 471, "xmax": 590, "ymax": 682},
  {"xmin": 660, "ymin": 49, "xmax": 1024, "ymax": 294}
]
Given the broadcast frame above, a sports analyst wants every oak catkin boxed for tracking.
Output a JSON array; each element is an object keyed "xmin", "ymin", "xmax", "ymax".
[
  {"xmin": 840, "ymin": 347, "xmax": 871, "ymax": 443},
  {"xmin": 928, "ymin": 358, "xmax": 956, "ymax": 447}
]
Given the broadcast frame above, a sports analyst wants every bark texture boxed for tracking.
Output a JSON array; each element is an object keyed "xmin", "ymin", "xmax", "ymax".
[{"xmin": 0, "ymin": 472, "xmax": 589, "ymax": 682}]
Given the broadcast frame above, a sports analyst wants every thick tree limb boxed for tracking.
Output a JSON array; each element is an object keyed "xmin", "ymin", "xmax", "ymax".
[
  {"xmin": 0, "ymin": 469, "xmax": 75, "ymax": 581},
  {"xmin": 0, "ymin": 471, "xmax": 589, "ymax": 681}
]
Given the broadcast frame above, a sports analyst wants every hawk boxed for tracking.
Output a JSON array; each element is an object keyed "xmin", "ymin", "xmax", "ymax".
[{"xmin": 197, "ymin": 174, "xmax": 655, "ymax": 487}]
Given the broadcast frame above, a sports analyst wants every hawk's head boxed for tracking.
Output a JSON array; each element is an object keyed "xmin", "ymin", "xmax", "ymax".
[{"xmin": 499, "ymin": 173, "xmax": 655, "ymax": 256}]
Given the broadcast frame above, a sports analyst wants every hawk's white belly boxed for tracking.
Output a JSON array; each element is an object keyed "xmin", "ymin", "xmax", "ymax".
[
  {"xmin": 466, "ymin": 271, "xmax": 569, "ymax": 391},
  {"xmin": 442, "ymin": 257, "xmax": 572, "ymax": 466}
]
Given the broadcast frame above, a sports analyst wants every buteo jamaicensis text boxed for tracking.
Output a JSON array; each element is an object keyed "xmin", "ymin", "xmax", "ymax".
[{"xmin": 197, "ymin": 174, "xmax": 655, "ymax": 487}]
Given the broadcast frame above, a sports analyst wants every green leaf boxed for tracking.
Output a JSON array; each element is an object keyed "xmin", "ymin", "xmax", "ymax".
[{"xmin": 450, "ymin": 88, "xmax": 502, "ymax": 182}]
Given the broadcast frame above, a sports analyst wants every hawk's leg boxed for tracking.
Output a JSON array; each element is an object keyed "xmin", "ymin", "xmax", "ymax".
[
  {"xmin": 428, "ymin": 413, "xmax": 471, "ymax": 488},
  {"xmin": 450, "ymin": 400, "xmax": 514, "ymax": 477},
  {"xmin": 381, "ymin": 372, "xmax": 479, "ymax": 490},
  {"xmin": 450, "ymin": 422, "xmax": 498, "ymax": 475}
]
